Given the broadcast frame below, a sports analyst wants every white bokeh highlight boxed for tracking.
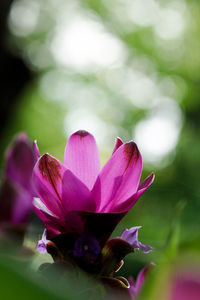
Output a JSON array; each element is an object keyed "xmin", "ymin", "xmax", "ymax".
[
  {"xmin": 134, "ymin": 97, "xmax": 183, "ymax": 164},
  {"xmin": 51, "ymin": 15, "xmax": 126, "ymax": 71},
  {"xmin": 155, "ymin": 8, "xmax": 185, "ymax": 40},
  {"xmin": 9, "ymin": 0, "xmax": 39, "ymax": 37}
]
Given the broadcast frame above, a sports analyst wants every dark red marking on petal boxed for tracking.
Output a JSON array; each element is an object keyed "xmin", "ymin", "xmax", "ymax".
[
  {"xmin": 38, "ymin": 154, "xmax": 62, "ymax": 201},
  {"xmin": 112, "ymin": 137, "xmax": 123, "ymax": 155},
  {"xmin": 74, "ymin": 130, "xmax": 89, "ymax": 138},
  {"xmin": 123, "ymin": 142, "xmax": 136, "ymax": 159},
  {"xmin": 123, "ymin": 142, "xmax": 139, "ymax": 173},
  {"xmin": 39, "ymin": 154, "xmax": 61, "ymax": 181}
]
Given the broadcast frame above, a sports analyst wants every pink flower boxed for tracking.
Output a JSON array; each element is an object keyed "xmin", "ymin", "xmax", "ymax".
[
  {"xmin": 33, "ymin": 130, "xmax": 154, "ymax": 241},
  {"xmin": 0, "ymin": 134, "xmax": 39, "ymax": 226},
  {"xmin": 171, "ymin": 268, "xmax": 200, "ymax": 300},
  {"xmin": 128, "ymin": 264, "xmax": 154, "ymax": 299}
]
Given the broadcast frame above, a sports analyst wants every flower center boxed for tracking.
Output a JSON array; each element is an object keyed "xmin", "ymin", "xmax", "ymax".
[
  {"xmin": 73, "ymin": 234, "xmax": 101, "ymax": 260},
  {"xmin": 83, "ymin": 245, "xmax": 89, "ymax": 251}
]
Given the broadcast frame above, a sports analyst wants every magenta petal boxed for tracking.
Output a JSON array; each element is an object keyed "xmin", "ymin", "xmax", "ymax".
[
  {"xmin": 33, "ymin": 154, "xmax": 67, "ymax": 217},
  {"xmin": 0, "ymin": 179, "xmax": 32, "ymax": 224},
  {"xmin": 5, "ymin": 133, "xmax": 35, "ymax": 192},
  {"xmin": 112, "ymin": 137, "xmax": 123, "ymax": 154},
  {"xmin": 138, "ymin": 173, "xmax": 155, "ymax": 193},
  {"xmin": 64, "ymin": 130, "xmax": 101, "ymax": 190},
  {"xmin": 12, "ymin": 189, "xmax": 32, "ymax": 224},
  {"xmin": 33, "ymin": 197, "xmax": 59, "ymax": 219},
  {"xmin": 34, "ymin": 198, "xmax": 84, "ymax": 236},
  {"xmin": 128, "ymin": 277, "xmax": 136, "ymax": 299},
  {"xmin": 172, "ymin": 270, "xmax": 200, "ymax": 300},
  {"xmin": 93, "ymin": 142, "xmax": 142, "ymax": 212},
  {"xmin": 128, "ymin": 264, "xmax": 153, "ymax": 299},
  {"xmin": 33, "ymin": 197, "xmax": 65, "ymax": 235},
  {"xmin": 62, "ymin": 170, "xmax": 96, "ymax": 212},
  {"xmin": 135, "ymin": 264, "xmax": 154, "ymax": 294},
  {"xmin": 111, "ymin": 173, "xmax": 155, "ymax": 213},
  {"xmin": 33, "ymin": 140, "xmax": 40, "ymax": 164}
]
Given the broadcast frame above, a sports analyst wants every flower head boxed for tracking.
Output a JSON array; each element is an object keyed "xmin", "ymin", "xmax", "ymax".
[
  {"xmin": 0, "ymin": 134, "xmax": 38, "ymax": 227},
  {"xmin": 33, "ymin": 130, "xmax": 154, "ymax": 242}
]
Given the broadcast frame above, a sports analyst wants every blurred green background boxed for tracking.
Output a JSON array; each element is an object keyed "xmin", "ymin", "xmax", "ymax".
[{"xmin": 0, "ymin": 0, "xmax": 200, "ymax": 298}]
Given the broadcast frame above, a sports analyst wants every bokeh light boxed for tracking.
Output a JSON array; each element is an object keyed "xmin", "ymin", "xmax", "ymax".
[{"xmin": 134, "ymin": 97, "xmax": 183, "ymax": 164}]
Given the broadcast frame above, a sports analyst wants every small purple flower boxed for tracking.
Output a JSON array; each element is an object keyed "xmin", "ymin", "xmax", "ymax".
[
  {"xmin": 73, "ymin": 234, "xmax": 101, "ymax": 260},
  {"xmin": 120, "ymin": 227, "xmax": 152, "ymax": 253},
  {"xmin": 36, "ymin": 229, "xmax": 50, "ymax": 253}
]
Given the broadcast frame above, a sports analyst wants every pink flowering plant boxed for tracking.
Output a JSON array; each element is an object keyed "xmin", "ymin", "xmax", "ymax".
[
  {"xmin": 0, "ymin": 130, "xmax": 154, "ymax": 299},
  {"xmin": 0, "ymin": 134, "xmax": 39, "ymax": 241}
]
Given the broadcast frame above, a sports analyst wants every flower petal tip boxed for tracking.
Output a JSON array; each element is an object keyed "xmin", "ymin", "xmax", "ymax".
[
  {"xmin": 112, "ymin": 137, "xmax": 123, "ymax": 154},
  {"xmin": 64, "ymin": 130, "xmax": 100, "ymax": 189},
  {"xmin": 73, "ymin": 130, "xmax": 90, "ymax": 138},
  {"xmin": 150, "ymin": 172, "xmax": 155, "ymax": 182}
]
